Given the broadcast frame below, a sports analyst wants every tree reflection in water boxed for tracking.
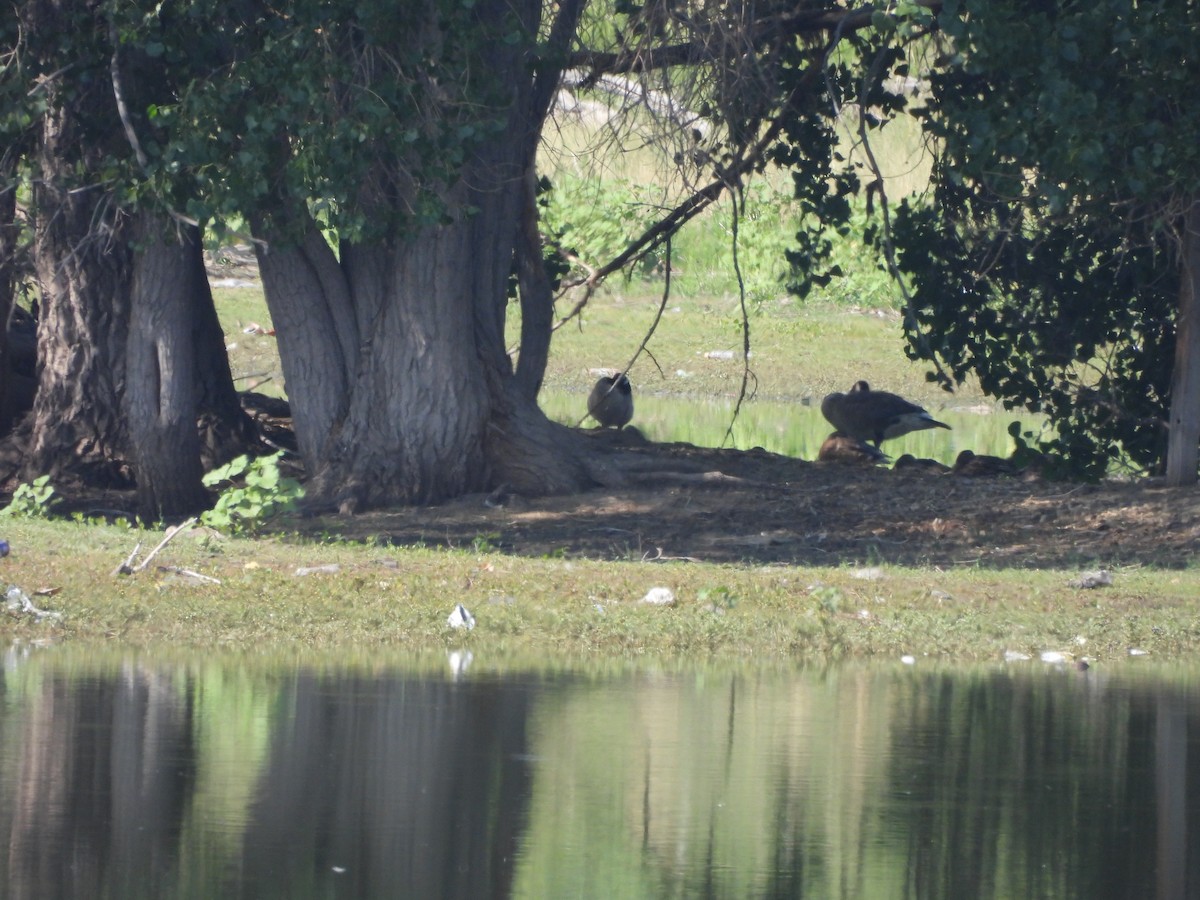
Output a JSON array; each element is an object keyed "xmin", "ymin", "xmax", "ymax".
[{"xmin": 0, "ymin": 653, "xmax": 1194, "ymax": 899}]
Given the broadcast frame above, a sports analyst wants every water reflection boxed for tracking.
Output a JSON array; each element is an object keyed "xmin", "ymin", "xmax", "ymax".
[{"xmin": 0, "ymin": 651, "xmax": 1195, "ymax": 899}]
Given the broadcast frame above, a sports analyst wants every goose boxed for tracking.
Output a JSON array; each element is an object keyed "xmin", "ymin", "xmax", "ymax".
[
  {"xmin": 817, "ymin": 432, "xmax": 890, "ymax": 465},
  {"xmin": 820, "ymin": 381, "xmax": 950, "ymax": 447},
  {"xmin": 587, "ymin": 373, "xmax": 633, "ymax": 428}
]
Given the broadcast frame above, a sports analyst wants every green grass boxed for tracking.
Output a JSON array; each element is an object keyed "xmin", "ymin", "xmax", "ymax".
[{"xmin": 1, "ymin": 518, "xmax": 1195, "ymax": 660}]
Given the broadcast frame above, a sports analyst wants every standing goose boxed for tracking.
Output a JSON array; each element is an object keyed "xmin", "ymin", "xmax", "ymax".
[
  {"xmin": 821, "ymin": 380, "xmax": 950, "ymax": 447},
  {"xmin": 587, "ymin": 373, "xmax": 634, "ymax": 428}
]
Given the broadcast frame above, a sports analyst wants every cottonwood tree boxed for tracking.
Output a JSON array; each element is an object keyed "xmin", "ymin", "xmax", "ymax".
[
  {"xmin": 96, "ymin": 0, "xmax": 919, "ymax": 513},
  {"xmin": 6, "ymin": 0, "xmax": 928, "ymax": 515},
  {"xmin": 4, "ymin": 3, "xmax": 257, "ymax": 519},
  {"xmin": 889, "ymin": 0, "xmax": 1200, "ymax": 483}
]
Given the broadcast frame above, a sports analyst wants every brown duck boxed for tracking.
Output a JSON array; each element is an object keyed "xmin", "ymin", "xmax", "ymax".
[
  {"xmin": 821, "ymin": 381, "xmax": 951, "ymax": 447},
  {"xmin": 588, "ymin": 373, "xmax": 634, "ymax": 428}
]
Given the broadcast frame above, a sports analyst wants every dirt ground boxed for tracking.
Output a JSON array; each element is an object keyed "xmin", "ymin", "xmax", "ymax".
[
  {"xmin": 204, "ymin": 248, "xmax": 1199, "ymax": 570},
  {"xmin": 294, "ymin": 429, "xmax": 1200, "ymax": 570}
]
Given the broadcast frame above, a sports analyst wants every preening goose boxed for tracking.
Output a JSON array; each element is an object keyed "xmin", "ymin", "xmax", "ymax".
[
  {"xmin": 820, "ymin": 381, "xmax": 950, "ymax": 447},
  {"xmin": 587, "ymin": 374, "xmax": 634, "ymax": 428}
]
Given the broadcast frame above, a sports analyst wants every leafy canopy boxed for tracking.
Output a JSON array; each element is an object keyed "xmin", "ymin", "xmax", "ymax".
[{"xmin": 891, "ymin": 0, "xmax": 1200, "ymax": 476}]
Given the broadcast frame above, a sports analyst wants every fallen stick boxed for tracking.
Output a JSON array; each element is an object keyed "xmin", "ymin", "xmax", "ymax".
[
  {"xmin": 155, "ymin": 566, "xmax": 222, "ymax": 585},
  {"xmin": 112, "ymin": 542, "xmax": 143, "ymax": 577},
  {"xmin": 113, "ymin": 518, "xmax": 199, "ymax": 576},
  {"xmin": 133, "ymin": 517, "xmax": 198, "ymax": 572}
]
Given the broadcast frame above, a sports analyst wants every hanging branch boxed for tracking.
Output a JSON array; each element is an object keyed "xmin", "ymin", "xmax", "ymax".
[
  {"xmin": 572, "ymin": 238, "xmax": 674, "ymax": 428},
  {"xmin": 721, "ymin": 188, "xmax": 758, "ymax": 449},
  {"xmin": 853, "ymin": 39, "xmax": 954, "ymax": 390}
]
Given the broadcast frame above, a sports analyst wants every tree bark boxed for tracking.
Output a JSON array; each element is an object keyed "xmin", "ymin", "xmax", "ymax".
[
  {"xmin": 250, "ymin": 0, "xmax": 610, "ymax": 511},
  {"xmin": 124, "ymin": 214, "xmax": 211, "ymax": 521},
  {"xmin": 26, "ymin": 109, "xmax": 133, "ymax": 487},
  {"xmin": 253, "ymin": 221, "xmax": 355, "ymax": 471},
  {"xmin": 512, "ymin": 0, "xmax": 586, "ymax": 401},
  {"xmin": 188, "ymin": 230, "xmax": 260, "ymax": 471},
  {"xmin": 0, "ymin": 156, "xmax": 20, "ymax": 434},
  {"xmin": 1166, "ymin": 199, "xmax": 1200, "ymax": 486},
  {"xmin": 513, "ymin": 164, "xmax": 554, "ymax": 400}
]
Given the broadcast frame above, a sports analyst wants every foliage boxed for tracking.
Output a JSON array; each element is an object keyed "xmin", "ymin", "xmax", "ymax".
[
  {"xmin": 0, "ymin": 476, "xmax": 58, "ymax": 519},
  {"xmin": 201, "ymin": 452, "xmax": 304, "ymax": 535},
  {"xmin": 540, "ymin": 175, "xmax": 669, "ymax": 277},
  {"xmin": 887, "ymin": 0, "xmax": 1200, "ymax": 476}
]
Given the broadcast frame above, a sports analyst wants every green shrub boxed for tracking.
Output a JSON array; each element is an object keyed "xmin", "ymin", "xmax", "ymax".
[
  {"xmin": 0, "ymin": 476, "xmax": 58, "ymax": 519},
  {"xmin": 201, "ymin": 452, "xmax": 304, "ymax": 535}
]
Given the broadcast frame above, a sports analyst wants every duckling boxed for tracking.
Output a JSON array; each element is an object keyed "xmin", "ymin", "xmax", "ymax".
[
  {"xmin": 587, "ymin": 373, "xmax": 633, "ymax": 428},
  {"xmin": 817, "ymin": 432, "xmax": 890, "ymax": 465},
  {"xmin": 820, "ymin": 380, "xmax": 951, "ymax": 447},
  {"xmin": 893, "ymin": 453, "xmax": 951, "ymax": 474},
  {"xmin": 952, "ymin": 449, "xmax": 1019, "ymax": 477}
]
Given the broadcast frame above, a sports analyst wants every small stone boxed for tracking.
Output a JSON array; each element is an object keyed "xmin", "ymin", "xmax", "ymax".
[
  {"xmin": 294, "ymin": 563, "xmax": 341, "ymax": 576},
  {"xmin": 1069, "ymin": 570, "xmax": 1112, "ymax": 589},
  {"xmin": 851, "ymin": 567, "xmax": 884, "ymax": 581}
]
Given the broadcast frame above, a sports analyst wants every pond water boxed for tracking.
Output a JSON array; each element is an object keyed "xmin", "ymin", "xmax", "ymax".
[
  {"xmin": 0, "ymin": 648, "xmax": 1195, "ymax": 899},
  {"xmin": 539, "ymin": 390, "xmax": 1044, "ymax": 465}
]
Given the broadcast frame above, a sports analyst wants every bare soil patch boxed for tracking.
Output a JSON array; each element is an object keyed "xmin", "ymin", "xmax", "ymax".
[{"xmin": 295, "ymin": 431, "xmax": 1200, "ymax": 569}]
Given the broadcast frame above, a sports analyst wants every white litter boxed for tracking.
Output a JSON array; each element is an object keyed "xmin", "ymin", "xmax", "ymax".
[
  {"xmin": 641, "ymin": 587, "xmax": 676, "ymax": 606},
  {"xmin": 447, "ymin": 603, "xmax": 476, "ymax": 630}
]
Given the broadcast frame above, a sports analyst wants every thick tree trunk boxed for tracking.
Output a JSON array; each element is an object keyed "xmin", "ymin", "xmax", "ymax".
[
  {"xmin": 252, "ymin": 0, "xmax": 611, "ymax": 511},
  {"xmin": 124, "ymin": 214, "xmax": 211, "ymax": 521},
  {"xmin": 254, "ymin": 223, "xmax": 356, "ymax": 470},
  {"xmin": 0, "ymin": 161, "xmax": 19, "ymax": 434},
  {"xmin": 1166, "ymin": 199, "xmax": 1200, "ymax": 486},
  {"xmin": 26, "ymin": 106, "xmax": 133, "ymax": 487}
]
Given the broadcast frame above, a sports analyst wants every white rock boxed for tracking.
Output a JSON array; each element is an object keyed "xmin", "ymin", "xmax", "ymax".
[{"xmin": 1069, "ymin": 570, "xmax": 1113, "ymax": 589}]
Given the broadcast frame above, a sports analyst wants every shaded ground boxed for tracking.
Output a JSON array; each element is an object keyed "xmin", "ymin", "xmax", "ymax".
[
  {"xmin": 291, "ymin": 430, "xmax": 1200, "ymax": 569},
  {"xmin": 27, "ymin": 248, "xmax": 1168, "ymax": 570}
]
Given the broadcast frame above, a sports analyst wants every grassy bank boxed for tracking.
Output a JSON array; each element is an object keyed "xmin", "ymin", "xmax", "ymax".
[{"xmin": 2, "ymin": 519, "xmax": 1195, "ymax": 662}]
